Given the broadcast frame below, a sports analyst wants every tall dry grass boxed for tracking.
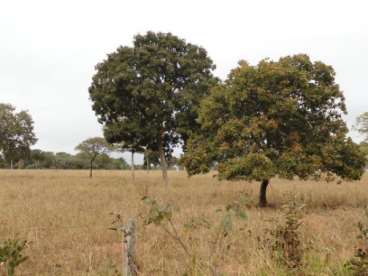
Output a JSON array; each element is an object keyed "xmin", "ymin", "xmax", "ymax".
[{"xmin": 0, "ymin": 169, "xmax": 367, "ymax": 275}]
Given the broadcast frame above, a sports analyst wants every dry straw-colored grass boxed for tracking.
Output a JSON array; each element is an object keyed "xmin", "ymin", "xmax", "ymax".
[{"xmin": 0, "ymin": 169, "xmax": 367, "ymax": 275}]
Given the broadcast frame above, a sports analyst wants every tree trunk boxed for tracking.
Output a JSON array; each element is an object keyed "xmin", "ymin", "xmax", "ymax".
[
  {"xmin": 259, "ymin": 179, "xmax": 269, "ymax": 207},
  {"xmin": 146, "ymin": 150, "xmax": 149, "ymax": 173},
  {"xmin": 131, "ymin": 151, "xmax": 135, "ymax": 181},
  {"xmin": 159, "ymin": 144, "xmax": 168, "ymax": 185},
  {"xmin": 10, "ymin": 160, "xmax": 13, "ymax": 169},
  {"xmin": 90, "ymin": 159, "xmax": 93, "ymax": 178}
]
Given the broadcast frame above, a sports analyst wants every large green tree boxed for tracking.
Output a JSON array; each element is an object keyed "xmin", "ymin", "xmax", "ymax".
[
  {"xmin": 89, "ymin": 32, "xmax": 216, "ymax": 184},
  {"xmin": 182, "ymin": 54, "xmax": 366, "ymax": 207},
  {"xmin": 0, "ymin": 104, "xmax": 37, "ymax": 168},
  {"xmin": 75, "ymin": 137, "xmax": 110, "ymax": 178}
]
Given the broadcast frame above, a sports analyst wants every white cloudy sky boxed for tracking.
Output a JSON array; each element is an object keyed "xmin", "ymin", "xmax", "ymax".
[{"xmin": 1, "ymin": 0, "xmax": 367, "ymax": 162}]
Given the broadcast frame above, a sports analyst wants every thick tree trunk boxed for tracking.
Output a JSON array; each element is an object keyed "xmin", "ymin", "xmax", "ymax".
[
  {"xmin": 131, "ymin": 151, "xmax": 135, "ymax": 181},
  {"xmin": 259, "ymin": 179, "xmax": 269, "ymax": 207},
  {"xmin": 90, "ymin": 160, "xmax": 93, "ymax": 178},
  {"xmin": 159, "ymin": 144, "xmax": 168, "ymax": 185}
]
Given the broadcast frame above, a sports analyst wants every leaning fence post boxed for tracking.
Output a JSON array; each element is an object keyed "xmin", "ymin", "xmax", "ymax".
[{"xmin": 122, "ymin": 218, "xmax": 138, "ymax": 276}]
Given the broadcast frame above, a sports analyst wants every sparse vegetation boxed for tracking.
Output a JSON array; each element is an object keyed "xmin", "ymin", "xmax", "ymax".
[
  {"xmin": 1, "ymin": 4, "xmax": 367, "ymax": 275},
  {"xmin": 345, "ymin": 208, "xmax": 368, "ymax": 275},
  {"xmin": 264, "ymin": 196, "xmax": 305, "ymax": 273},
  {"xmin": 1, "ymin": 170, "xmax": 368, "ymax": 275}
]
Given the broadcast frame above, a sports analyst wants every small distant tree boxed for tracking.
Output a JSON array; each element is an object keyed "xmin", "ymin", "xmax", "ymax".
[
  {"xmin": 75, "ymin": 137, "xmax": 110, "ymax": 178},
  {"xmin": 89, "ymin": 32, "xmax": 217, "ymax": 185},
  {"xmin": 182, "ymin": 54, "xmax": 366, "ymax": 207},
  {"xmin": 0, "ymin": 104, "xmax": 37, "ymax": 168}
]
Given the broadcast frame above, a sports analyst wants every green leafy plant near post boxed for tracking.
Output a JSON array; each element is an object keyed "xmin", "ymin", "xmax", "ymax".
[
  {"xmin": 142, "ymin": 196, "xmax": 192, "ymax": 258},
  {"xmin": 141, "ymin": 196, "xmax": 247, "ymax": 275},
  {"xmin": 0, "ymin": 239, "xmax": 28, "ymax": 276},
  {"xmin": 182, "ymin": 54, "xmax": 366, "ymax": 207}
]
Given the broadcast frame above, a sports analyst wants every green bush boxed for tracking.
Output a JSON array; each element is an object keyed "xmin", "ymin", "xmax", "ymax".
[{"xmin": 0, "ymin": 239, "xmax": 28, "ymax": 276}]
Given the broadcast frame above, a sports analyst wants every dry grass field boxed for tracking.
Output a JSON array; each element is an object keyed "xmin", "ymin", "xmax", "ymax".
[{"xmin": 1, "ymin": 169, "xmax": 368, "ymax": 275}]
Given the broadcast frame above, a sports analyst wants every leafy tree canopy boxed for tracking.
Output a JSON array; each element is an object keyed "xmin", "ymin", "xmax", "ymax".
[
  {"xmin": 0, "ymin": 103, "xmax": 37, "ymax": 166},
  {"xmin": 75, "ymin": 137, "xmax": 110, "ymax": 160},
  {"xmin": 182, "ymin": 54, "xmax": 366, "ymax": 205},
  {"xmin": 75, "ymin": 137, "xmax": 111, "ymax": 177},
  {"xmin": 89, "ymin": 31, "xmax": 217, "ymax": 182}
]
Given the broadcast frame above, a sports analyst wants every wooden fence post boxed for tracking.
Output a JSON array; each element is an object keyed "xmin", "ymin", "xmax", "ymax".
[{"xmin": 122, "ymin": 218, "xmax": 138, "ymax": 276}]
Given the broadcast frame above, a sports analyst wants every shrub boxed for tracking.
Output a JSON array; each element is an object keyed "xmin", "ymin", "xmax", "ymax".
[
  {"xmin": 262, "ymin": 197, "xmax": 305, "ymax": 272},
  {"xmin": 0, "ymin": 239, "xmax": 28, "ymax": 276},
  {"xmin": 345, "ymin": 208, "xmax": 368, "ymax": 275}
]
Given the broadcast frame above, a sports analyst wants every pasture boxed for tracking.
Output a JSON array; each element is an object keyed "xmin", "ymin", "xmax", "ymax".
[{"xmin": 1, "ymin": 170, "xmax": 368, "ymax": 275}]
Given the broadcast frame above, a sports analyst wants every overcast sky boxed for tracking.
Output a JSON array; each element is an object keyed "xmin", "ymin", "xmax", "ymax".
[{"xmin": 1, "ymin": 0, "xmax": 367, "ymax": 163}]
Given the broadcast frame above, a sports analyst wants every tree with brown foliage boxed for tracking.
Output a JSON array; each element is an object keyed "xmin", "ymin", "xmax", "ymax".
[{"xmin": 182, "ymin": 54, "xmax": 366, "ymax": 207}]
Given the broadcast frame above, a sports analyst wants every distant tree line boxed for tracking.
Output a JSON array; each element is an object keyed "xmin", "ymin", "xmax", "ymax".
[
  {"xmin": 0, "ymin": 148, "xmax": 129, "ymax": 170},
  {"xmin": 0, "ymin": 128, "xmax": 180, "ymax": 173}
]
